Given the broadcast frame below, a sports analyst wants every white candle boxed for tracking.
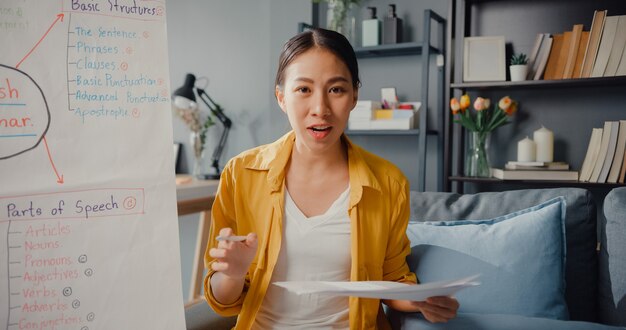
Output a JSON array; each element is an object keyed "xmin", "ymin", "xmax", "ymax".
[
  {"xmin": 517, "ymin": 136, "xmax": 536, "ymax": 162},
  {"xmin": 534, "ymin": 126, "xmax": 554, "ymax": 162}
]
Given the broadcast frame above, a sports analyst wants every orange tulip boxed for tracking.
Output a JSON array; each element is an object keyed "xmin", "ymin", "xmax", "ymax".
[
  {"xmin": 504, "ymin": 101, "xmax": 518, "ymax": 116},
  {"xmin": 460, "ymin": 94, "xmax": 471, "ymax": 110},
  {"xmin": 498, "ymin": 96, "xmax": 512, "ymax": 111},
  {"xmin": 450, "ymin": 98, "xmax": 461, "ymax": 114}
]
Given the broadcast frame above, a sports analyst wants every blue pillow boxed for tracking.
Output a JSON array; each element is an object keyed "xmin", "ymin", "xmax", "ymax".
[{"xmin": 406, "ymin": 196, "xmax": 568, "ymax": 320}]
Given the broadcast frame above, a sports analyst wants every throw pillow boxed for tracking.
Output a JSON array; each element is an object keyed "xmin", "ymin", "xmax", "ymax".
[{"xmin": 406, "ymin": 196, "xmax": 568, "ymax": 319}]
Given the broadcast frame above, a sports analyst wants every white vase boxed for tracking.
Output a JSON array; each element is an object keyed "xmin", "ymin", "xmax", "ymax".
[{"xmin": 509, "ymin": 64, "xmax": 528, "ymax": 82}]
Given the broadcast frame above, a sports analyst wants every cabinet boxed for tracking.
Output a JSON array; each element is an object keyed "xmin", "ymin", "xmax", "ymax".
[
  {"xmin": 305, "ymin": 3, "xmax": 447, "ymax": 192},
  {"xmin": 445, "ymin": 0, "xmax": 626, "ymax": 193}
]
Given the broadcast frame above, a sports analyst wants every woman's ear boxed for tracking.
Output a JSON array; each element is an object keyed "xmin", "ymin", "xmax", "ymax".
[
  {"xmin": 350, "ymin": 89, "xmax": 359, "ymax": 112},
  {"xmin": 275, "ymin": 86, "xmax": 287, "ymax": 113}
]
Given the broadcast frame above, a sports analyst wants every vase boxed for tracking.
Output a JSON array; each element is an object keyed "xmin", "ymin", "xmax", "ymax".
[
  {"xmin": 189, "ymin": 131, "xmax": 205, "ymax": 179},
  {"xmin": 465, "ymin": 131, "xmax": 491, "ymax": 177},
  {"xmin": 326, "ymin": 0, "xmax": 357, "ymax": 44},
  {"xmin": 510, "ymin": 64, "xmax": 528, "ymax": 82}
]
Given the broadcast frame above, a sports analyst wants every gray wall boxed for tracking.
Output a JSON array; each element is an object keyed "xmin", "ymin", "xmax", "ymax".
[
  {"xmin": 166, "ymin": 0, "xmax": 448, "ymax": 301},
  {"xmin": 167, "ymin": 0, "xmax": 310, "ymax": 302}
]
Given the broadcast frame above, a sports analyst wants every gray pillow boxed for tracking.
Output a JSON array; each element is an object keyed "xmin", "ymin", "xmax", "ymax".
[{"xmin": 599, "ymin": 187, "xmax": 626, "ymax": 326}]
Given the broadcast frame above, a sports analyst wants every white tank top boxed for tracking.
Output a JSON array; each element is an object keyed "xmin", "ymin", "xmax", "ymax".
[{"xmin": 253, "ymin": 186, "xmax": 351, "ymax": 329}]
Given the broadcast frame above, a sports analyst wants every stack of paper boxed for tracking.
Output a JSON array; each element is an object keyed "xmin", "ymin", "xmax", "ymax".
[
  {"xmin": 348, "ymin": 101, "xmax": 421, "ymax": 130},
  {"xmin": 274, "ymin": 274, "xmax": 480, "ymax": 301}
]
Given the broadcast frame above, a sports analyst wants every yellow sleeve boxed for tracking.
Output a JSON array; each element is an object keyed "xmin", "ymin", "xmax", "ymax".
[
  {"xmin": 382, "ymin": 178, "xmax": 417, "ymax": 284},
  {"xmin": 203, "ymin": 160, "xmax": 250, "ymax": 316}
]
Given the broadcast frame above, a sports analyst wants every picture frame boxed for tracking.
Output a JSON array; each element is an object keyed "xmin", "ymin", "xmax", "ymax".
[{"xmin": 463, "ymin": 36, "xmax": 506, "ymax": 82}]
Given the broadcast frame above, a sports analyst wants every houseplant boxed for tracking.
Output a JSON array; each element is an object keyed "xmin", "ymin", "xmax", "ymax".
[
  {"xmin": 450, "ymin": 94, "xmax": 518, "ymax": 177},
  {"xmin": 314, "ymin": 0, "xmax": 361, "ymax": 41},
  {"xmin": 173, "ymin": 106, "xmax": 215, "ymax": 179},
  {"xmin": 509, "ymin": 53, "xmax": 528, "ymax": 82}
]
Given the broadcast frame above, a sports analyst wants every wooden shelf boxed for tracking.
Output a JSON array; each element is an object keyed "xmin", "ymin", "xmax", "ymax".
[
  {"xmin": 449, "ymin": 176, "xmax": 626, "ymax": 188},
  {"xmin": 354, "ymin": 42, "xmax": 442, "ymax": 58}
]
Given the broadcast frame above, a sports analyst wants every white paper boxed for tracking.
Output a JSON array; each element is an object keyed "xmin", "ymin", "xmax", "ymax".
[
  {"xmin": 274, "ymin": 275, "xmax": 480, "ymax": 301},
  {"xmin": 0, "ymin": 1, "xmax": 184, "ymax": 329}
]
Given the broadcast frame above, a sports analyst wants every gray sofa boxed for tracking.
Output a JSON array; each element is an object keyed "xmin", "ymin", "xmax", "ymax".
[{"xmin": 185, "ymin": 187, "xmax": 626, "ymax": 329}]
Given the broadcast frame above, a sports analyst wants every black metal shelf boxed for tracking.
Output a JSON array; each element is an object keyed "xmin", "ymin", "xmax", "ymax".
[
  {"xmin": 449, "ymin": 176, "xmax": 626, "ymax": 188},
  {"xmin": 354, "ymin": 42, "xmax": 443, "ymax": 58},
  {"xmin": 451, "ymin": 75, "xmax": 626, "ymax": 91}
]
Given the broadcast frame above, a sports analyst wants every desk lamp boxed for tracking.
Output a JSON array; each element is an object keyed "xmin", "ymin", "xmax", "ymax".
[{"xmin": 173, "ymin": 73, "xmax": 232, "ymax": 179}]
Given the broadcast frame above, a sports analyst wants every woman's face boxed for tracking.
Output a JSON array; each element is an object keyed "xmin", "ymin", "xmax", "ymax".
[{"xmin": 276, "ymin": 47, "xmax": 358, "ymax": 154}]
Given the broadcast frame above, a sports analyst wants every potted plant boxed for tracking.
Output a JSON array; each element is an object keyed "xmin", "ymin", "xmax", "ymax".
[
  {"xmin": 314, "ymin": 0, "xmax": 361, "ymax": 40},
  {"xmin": 509, "ymin": 53, "xmax": 528, "ymax": 82}
]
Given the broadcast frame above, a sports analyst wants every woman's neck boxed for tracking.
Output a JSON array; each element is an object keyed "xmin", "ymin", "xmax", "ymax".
[{"xmin": 289, "ymin": 138, "xmax": 348, "ymax": 174}]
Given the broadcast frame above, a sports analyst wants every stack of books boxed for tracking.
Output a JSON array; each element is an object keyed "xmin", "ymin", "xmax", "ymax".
[
  {"xmin": 348, "ymin": 101, "xmax": 420, "ymax": 130},
  {"xmin": 528, "ymin": 10, "xmax": 626, "ymax": 80},
  {"xmin": 491, "ymin": 161, "xmax": 579, "ymax": 181},
  {"xmin": 579, "ymin": 120, "xmax": 626, "ymax": 183}
]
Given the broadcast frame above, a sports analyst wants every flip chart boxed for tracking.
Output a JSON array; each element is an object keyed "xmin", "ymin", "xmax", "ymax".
[{"xmin": 0, "ymin": 1, "xmax": 184, "ymax": 329}]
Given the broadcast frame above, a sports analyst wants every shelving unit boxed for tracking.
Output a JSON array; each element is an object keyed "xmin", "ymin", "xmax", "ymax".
[
  {"xmin": 308, "ymin": 3, "xmax": 447, "ymax": 191},
  {"xmin": 445, "ymin": 0, "xmax": 626, "ymax": 193}
]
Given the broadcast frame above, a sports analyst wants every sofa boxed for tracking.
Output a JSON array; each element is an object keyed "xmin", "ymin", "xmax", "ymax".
[{"xmin": 185, "ymin": 187, "xmax": 626, "ymax": 329}]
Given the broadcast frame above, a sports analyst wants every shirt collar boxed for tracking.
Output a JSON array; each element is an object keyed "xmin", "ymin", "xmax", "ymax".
[{"xmin": 244, "ymin": 131, "xmax": 381, "ymax": 196}]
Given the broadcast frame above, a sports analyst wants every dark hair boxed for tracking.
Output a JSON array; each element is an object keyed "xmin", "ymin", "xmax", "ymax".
[{"xmin": 275, "ymin": 28, "xmax": 361, "ymax": 90}]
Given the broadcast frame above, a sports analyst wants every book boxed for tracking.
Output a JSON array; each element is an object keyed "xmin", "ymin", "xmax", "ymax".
[
  {"xmin": 505, "ymin": 162, "xmax": 570, "ymax": 171},
  {"xmin": 620, "ymin": 144, "xmax": 626, "ymax": 183},
  {"xmin": 563, "ymin": 24, "xmax": 584, "ymax": 79},
  {"xmin": 590, "ymin": 122, "xmax": 614, "ymax": 182},
  {"xmin": 591, "ymin": 15, "xmax": 619, "ymax": 77},
  {"xmin": 617, "ymin": 39, "xmax": 626, "ymax": 76},
  {"xmin": 607, "ymin": 120, "xmax": 626, "ymax": 183},
  {"xmin": 597, "ymin": 121, "xmax": 620, "ymax": 183},
  {"xmin": 491, "ymin": 168, "xmax": 579, "ymax": 181},
  {"xmin": 534, "ymin": 36, "xmax": 553, "ymax": 80},
  {"xmin": 543, "ymin": 34, "xmax": 564, "ymax": 80},
  {"xmin": 603, "ymin": 15, "xmax": 626, "ymax": 76},
  {"xmin": 572, "ymin": 31, "xmax": 590, "ymax": 79},
  {"xmin": 552, "ymin": 31, "xmax": 572, "ymax": 80},
  {"xmin": 581, "ymin": 10, "xmax": 608, "ymax": 78},
  {"xmin": 579, "ymin": 128, "xmax": 604, "ymax": 182},
  {"xmin": 526, "ymin": 33, "xmax": 546, "ymax": 80}
]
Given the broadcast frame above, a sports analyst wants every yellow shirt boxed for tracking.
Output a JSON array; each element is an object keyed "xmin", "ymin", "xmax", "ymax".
[{"xmin": 204, "ymin": 131, "xmax": 417, "ymax": 329}]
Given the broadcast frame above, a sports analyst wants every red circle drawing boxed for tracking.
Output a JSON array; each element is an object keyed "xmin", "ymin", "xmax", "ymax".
[{"xmin": 123, "ymin": 197, "xmax": 137, "ymax": 210}]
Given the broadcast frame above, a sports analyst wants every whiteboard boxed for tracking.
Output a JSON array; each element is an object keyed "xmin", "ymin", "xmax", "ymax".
[{"xmin": 0, "ymin": 1, "xmax": 185, "ymax": 329}]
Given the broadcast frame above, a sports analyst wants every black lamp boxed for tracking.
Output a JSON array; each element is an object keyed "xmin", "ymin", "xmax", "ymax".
[{"xmin": 173, "ymin": 73, "xmax": 232, "ymax": 179}]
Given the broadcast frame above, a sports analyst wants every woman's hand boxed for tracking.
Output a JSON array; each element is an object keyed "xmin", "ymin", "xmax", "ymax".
[
  {"xmin": 208, "ymin": 228, "xmax": 258, "ymax": 305},
  {"xmin": 209, "ymin": 227, "xmax": 258, "ymax": 280},
  {"xmin": 411, "ymin": 296, "xmax": 459, "ymax": 323}
]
